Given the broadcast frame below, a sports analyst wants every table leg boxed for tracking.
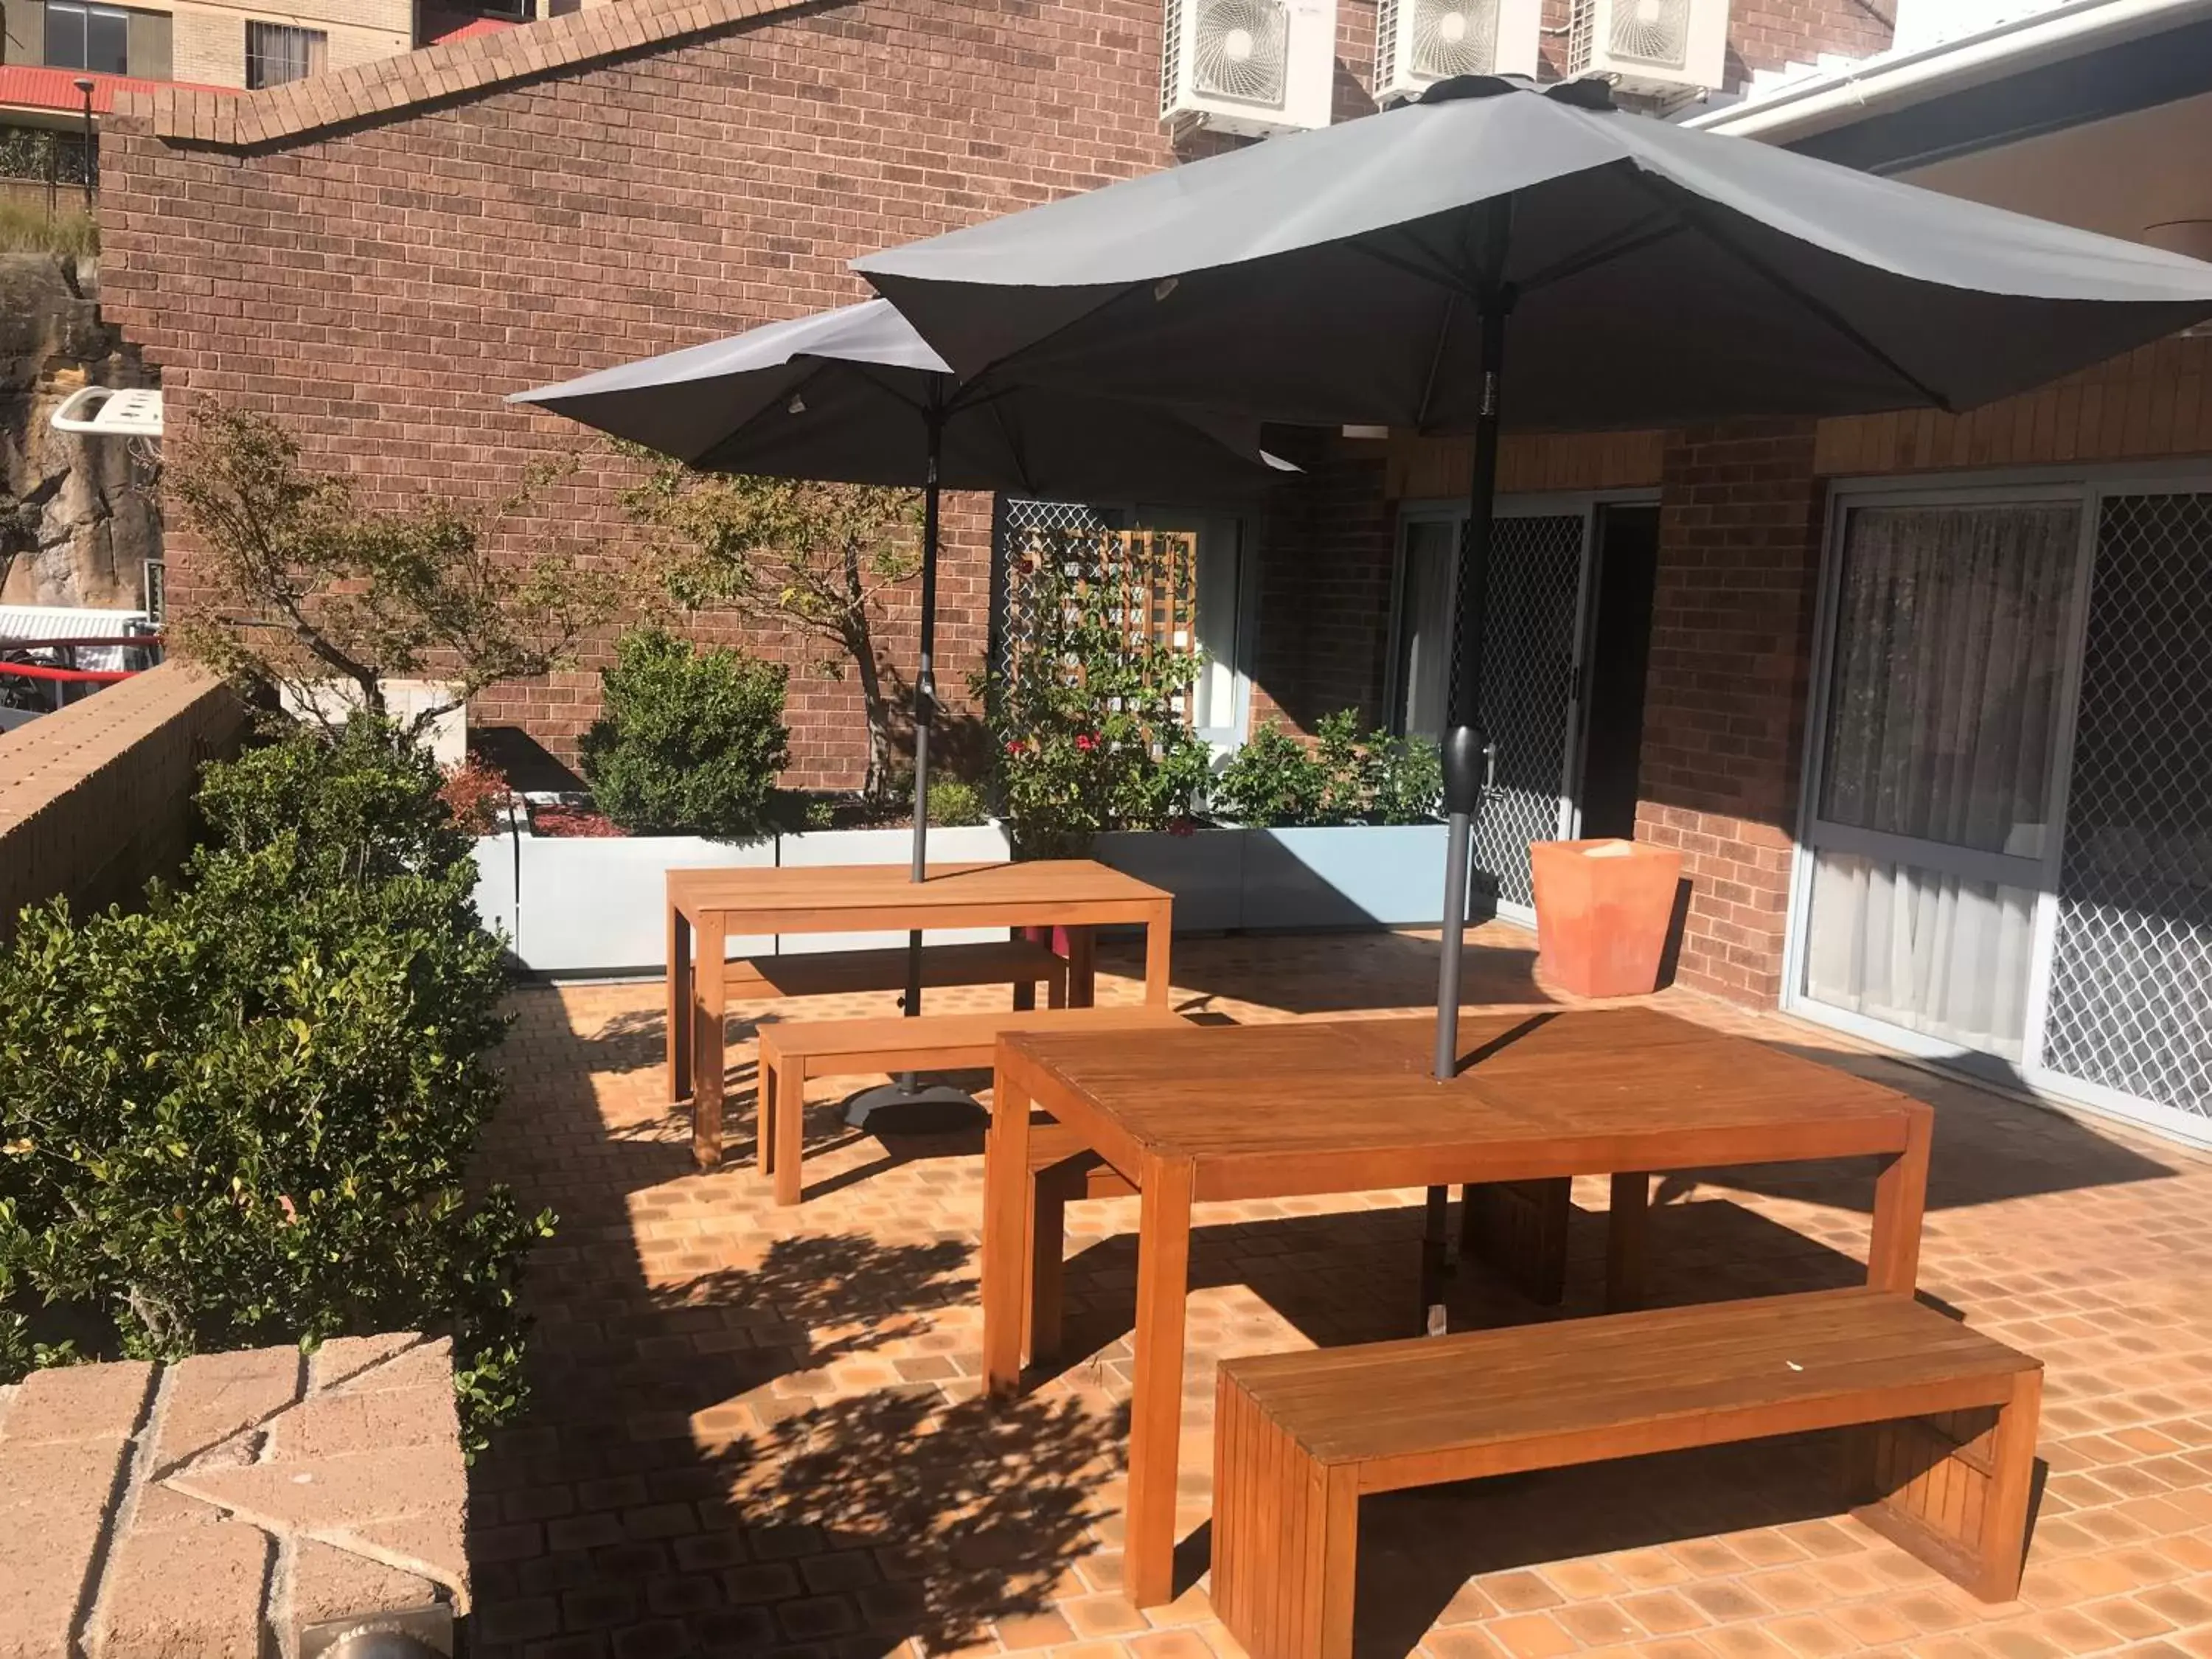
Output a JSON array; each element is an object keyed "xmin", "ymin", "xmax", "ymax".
[
  {"xmin": 1868, "ymin": 1103, "xmax": 1933, "ymax": 1295},
  {"xmin": 1026, "ymin": 1159, "xmax": 1071, "ymax": 1367},
  {"xmin": 1012, "ymin": 926, "xmax": 1038, "ymax": 1013},
  {"xmin": 1125, "ymin": 1157, "xmax": 1194, "ymax": 1610},
  {"xmin": 691, "ymin": 914, "xmax": 726, "ymax": 1170},
  {"xmin": 667, "ymin": 905, "xmax": 692, "ymax": 1107},
  {"xmin": 1142, "ymin": 900, "xmax": 1172, "ymax": 1008},
  {"xmin": 1065, "ymin": 925, "xmax": 1098, "ymax": 1009},
  {"xmin": 1606, "ymin": 1171, "xmax": 1651, "ymax": 1312},
  {"xmin": 981, "ymin": 1062, "xmax": 1034, "ymax": 1397}
]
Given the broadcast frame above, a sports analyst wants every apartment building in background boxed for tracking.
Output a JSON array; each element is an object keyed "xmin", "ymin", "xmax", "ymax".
[{"xmin": 0, "ymin": 0, "xmax": 599, "ymax": 129}]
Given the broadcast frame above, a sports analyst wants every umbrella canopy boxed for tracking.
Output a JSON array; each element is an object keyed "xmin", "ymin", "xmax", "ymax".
[
  {"xmin": 852, "ymin": 74, "xmax": 2212, "ymax": 1089},
  {"xmin": 510, "ymin": 297, "xmax": 1292, "ymax": 501},
  {"xmin": 512, "ymin": 300, "xmax": 1292, "ymax": 1111},
  {"xmin": 856, "ymin": 77, "xmax": 2212, "ymax": 431}
]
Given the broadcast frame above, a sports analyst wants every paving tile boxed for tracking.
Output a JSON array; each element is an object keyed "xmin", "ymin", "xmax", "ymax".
[
  {"xmin": 149, "ymin": 1348, "xmax": 301, "ymax": 1473},
  {"xmin": 1, "ymin": 1360, "xmax": 154, "ymax": 1445},
  {"xmin": 86, "ymin": 1517, "xmax": 268, "ymax": 1659},
  {"xmin": 287, "ymin": 1537, "xmax": 441, "ymax": 1642},
  {"xmin": 0, "ymin": 1436, "xmax": 134, "ymax": 1659}
]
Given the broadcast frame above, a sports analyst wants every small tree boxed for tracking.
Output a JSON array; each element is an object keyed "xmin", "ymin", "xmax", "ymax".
[
  {"xmin": 621, "ymin": 459, "xmax": 921, "ymax": 803},
  {"xmin": 579, "ymin": 627, "xmax": 791, "ymax": 838},
  {"xmin": 168, "ymin": 407, "xmax": 621, "ymax": 742}
]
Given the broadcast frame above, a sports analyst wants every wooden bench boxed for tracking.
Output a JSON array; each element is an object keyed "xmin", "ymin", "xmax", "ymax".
[
  {"xmin": 1211, "ymin": 1288, "xmax": 2042, "ymax": 1659},
  {"xmin": 751, "ymin": 1006, "xmax": 1186, "ymax": 1203},
  {"xmin": 722, "ymin": 938, "xmax": 1068, "ymax": 1005}
]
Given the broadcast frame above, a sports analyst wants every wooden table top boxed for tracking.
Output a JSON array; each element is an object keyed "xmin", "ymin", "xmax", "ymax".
[
  {"xmin": 998, "ymin": 1006, "xmax": 1924, "ymax": 1198},
  {"xmin": 668, "ymin": 858, "xmax": 1172, "ymax": 921}
]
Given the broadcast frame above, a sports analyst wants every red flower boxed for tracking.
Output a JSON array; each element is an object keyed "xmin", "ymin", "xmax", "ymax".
[
  {"xmin": 1005, "ymin": 740, "xmax": 1024, "ymax": 757},
  {"xmin": 1168, "ymin": 815, "xmax": 1198, "ymax": 839},
  {"xmin": 1074, "ymin": 733, "xmax": 1098, "ymax": 753}
]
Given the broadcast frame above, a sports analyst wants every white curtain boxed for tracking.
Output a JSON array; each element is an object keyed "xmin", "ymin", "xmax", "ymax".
[
  {"xmin": 1396, "ymin": 518, "xmax": 1457, "ymax": 737},
  {"xmin": 1803, "ymin": 503, "xmax": 2079, "ymax": 1057},
  {"xmin": 1819, "ymin": 504, "xmax": 2078, "ymax": 857},
  {"xmin": 1805, "ymin": 854, "xmax": 2040, "ymax": 1059}
]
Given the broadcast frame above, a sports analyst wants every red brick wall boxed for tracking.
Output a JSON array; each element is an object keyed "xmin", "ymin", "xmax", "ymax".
[
  {"xmin": 1633, "ymin": 421, "xmax": 1827, "ymax": 1005},
  {"xmin": 1247, "ymin": 455, "xmax": 1397, "ymax": 736},
  {"xmin": 99, "ymin": 0, "xmax": 1374, "ymax": 786}
]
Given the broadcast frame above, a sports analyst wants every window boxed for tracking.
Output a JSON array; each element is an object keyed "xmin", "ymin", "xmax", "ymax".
[
  {"xmin": 45, "ymin": 1, "xmax": 130, "ymax": 74},
  {"xmin": 245, "ymin": 21, "xmax": 325, "ymax": 88}
]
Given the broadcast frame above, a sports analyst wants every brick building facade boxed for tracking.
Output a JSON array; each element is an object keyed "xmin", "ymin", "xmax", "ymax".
[{"xmin": 128, "ymin": 0, "xmax": 2205, "ymax": 1023}]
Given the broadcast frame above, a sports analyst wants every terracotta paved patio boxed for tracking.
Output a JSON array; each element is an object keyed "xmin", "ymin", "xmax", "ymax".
[{"xmin": 470, "ymin": 925, "xmax": 2212, "ymax": 1659}]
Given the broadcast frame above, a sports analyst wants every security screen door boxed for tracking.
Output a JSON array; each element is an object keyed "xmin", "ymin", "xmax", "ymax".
[
  {"xmin": 2036, "ymin": 492, "xmax": 2212, "ymax": 1135},
  {"xmin": 1391, "ymin": 503, "xmax": 1593, "ymax": 922}
]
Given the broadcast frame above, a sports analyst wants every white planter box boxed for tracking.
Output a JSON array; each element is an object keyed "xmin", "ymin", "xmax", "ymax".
[
  {"xmin": 509, "ymin": 833, "xmax": 776, "ymax": 975},
  {"xmin": 1093, "ymin": 824, "xmax": 1458, "ymax": 933},
  {"xmin": 776, "ymin": 823, "xmax": 1012, "ymax": 952},
  {"xmin": 1093, "ymin": 828, "xmax": 1247, "ymax": 933},
  {"xmin": 473, "ymin": 820, "xmax": 1010, "ymax": 976},
  {"xmin": 1245, "ymin": 824, "xmax": 1456, "ymax": 929}
]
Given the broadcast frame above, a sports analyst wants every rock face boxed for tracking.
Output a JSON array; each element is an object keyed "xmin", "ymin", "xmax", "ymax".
[{"xmin": 0, "ymin": 254, "xmax": 160, "ymax": 612}]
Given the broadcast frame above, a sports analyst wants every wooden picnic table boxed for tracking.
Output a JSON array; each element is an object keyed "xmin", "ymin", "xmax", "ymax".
[
  {"xmin": 667, "ymin": 860, "xmax": 1174, "ymax": 1164},
  {"xmin": 984, "ymin": 1005, "xmax": 1935, "ymax": 1608}
]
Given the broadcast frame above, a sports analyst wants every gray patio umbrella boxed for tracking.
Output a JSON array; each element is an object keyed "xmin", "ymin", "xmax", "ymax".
[
  {"xmin": 511, "ymin": 299, "xmax": 1290, "ymax": 1111},
  {"xmin": 855, "ymin": 74, "xmax": 2212, "ymax": 1085}
]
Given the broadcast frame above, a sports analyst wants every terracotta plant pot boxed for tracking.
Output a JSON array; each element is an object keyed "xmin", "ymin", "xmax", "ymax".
[{"xmin": 1528, "ymin": 837, "xmax": 1684, "ymax": 999}]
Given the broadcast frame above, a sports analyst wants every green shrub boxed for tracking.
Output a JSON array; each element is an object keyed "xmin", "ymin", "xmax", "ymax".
[
  {"xmin": 927, "ymin": 777, "xmax": 988, "ymax": 828},
  {"xmin": 983, "ymin": 548, "xmax": 1212, "ymax": 856},
  {"xmin": 0, "ymin": 717, "xmax": 552, "ymax": 1450},
  {"xmin": 1211, "ymin": 711, "xmax": 1442, "ymax": 827},
  {"xmin": 1211, "ymin": 723, "xmax": 1325, "ymax": 827},
  {"xmin": 1363, "ymin": 730, "xmax": 1444, "ymax": 824},
  {"xmin": 580, "ymin": 628, "xmax": 791, "ymax": 838}
]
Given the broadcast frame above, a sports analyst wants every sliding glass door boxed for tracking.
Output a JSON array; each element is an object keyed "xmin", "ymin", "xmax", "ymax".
[{"xmin": 1792, "ymin": 479, "xmax": 2212, "ymax": 1144}]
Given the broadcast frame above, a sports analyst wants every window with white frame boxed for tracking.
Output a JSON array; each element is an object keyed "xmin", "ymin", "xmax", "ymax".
[{"xmin": 245, "ymin": 21, "xmax": 325, "ymax": 88}]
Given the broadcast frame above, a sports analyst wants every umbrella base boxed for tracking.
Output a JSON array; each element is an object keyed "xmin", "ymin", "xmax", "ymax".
[{"xmin": 843, "ymin": 1079, "xmax": 989, "ymax": 1134}]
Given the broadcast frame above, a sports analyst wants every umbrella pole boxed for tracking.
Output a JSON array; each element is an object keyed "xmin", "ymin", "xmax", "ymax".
[
  {"xmin": 1432, "ymin": 207, "xmax": 1513, "ymax": 1085},
  {"xmin": 1425, "ymin": 210, "xmax": 1512, "ymax": 1332},
  {"xmin": 853, "ymin": 397, "xmax": 977, "ymax": 1133},
  {"xmin": 904, "ymin": 397, "xmax": 945, "ymax": 1018}
]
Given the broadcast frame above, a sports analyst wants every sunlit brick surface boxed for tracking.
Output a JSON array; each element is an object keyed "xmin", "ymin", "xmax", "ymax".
[{"xmin": 473, "ymin": 926, "xmax": 2212, "ymax": 1659}]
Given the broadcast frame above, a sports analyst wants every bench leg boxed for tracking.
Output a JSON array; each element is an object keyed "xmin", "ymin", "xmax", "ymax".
[
  {"xmin": 1606, "ymin": 1171, "xmax": 1651, "ymax": 1312},
  {"xmin": 1847, "ymin": 1367, "xmax": 2042, "ymax": 1603},
  {"xmin": 1025, "ymin": 1165, "xmax": 1071, "ymax": 1367},
  {"xmin": 773, "ymin": 1059, "xmax": 806, "ymax": 1207},
  {"xmin": 1214, "ymin": 1368, "xmax": 1359, "ymax": 1659},
  {"xmin": 1460, "ymin": 1178, "xmax": 1570, "ymax": 1307}
]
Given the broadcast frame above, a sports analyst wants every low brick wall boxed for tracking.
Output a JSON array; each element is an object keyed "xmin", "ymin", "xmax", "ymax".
[
  {"xmin": 0, "ymin": 662, "xmax": 250, "ymax": 943},
  {"xmin": 0, "ymin": 1336, "xmax": 469, "ymax": 1659}
]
